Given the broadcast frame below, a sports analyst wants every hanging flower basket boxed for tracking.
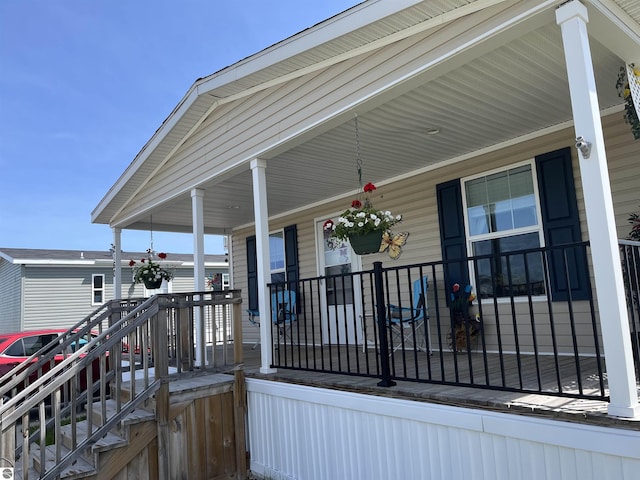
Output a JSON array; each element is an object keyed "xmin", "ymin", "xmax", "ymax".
[
  {"xmin": 348, "ymin": 230, "xmax": 383, "ymax": 255},
  {"xmin": 323, "ymin": 182, "xmax": 406, "ymax": 257},
  {"xmin": 129, "ymin": 249, "xmax": 173, "ymax": 289},
  {"xmin": 616, "ymin": 63, "xmax": 640, "ymax": 140},
  {"xmin": 143, "ymin": 278, "xmax": 163, "ymax": 290}
]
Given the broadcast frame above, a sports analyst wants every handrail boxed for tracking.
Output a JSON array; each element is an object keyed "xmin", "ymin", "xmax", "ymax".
[
  {"xmin": 0, "ymin": 298, "xmax": 147, "ymax": 399},
  {"xmin": 1, "ymin": 301, "xmax": 159, "ymax": 422},
  {"xmin": 0, "ymin": 290, "xmax": 243, "ymax": 479},
  {"xmin": 0, "ymin": 297, "xmax": 154, "ymax": 415},
  {"xmin": 41, "ymin": 379, "xmax": 162, "ymax": 480}
]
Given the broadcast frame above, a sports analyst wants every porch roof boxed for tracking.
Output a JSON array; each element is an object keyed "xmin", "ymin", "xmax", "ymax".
[
  {"xmin": 0, "ymin": 247, "xmax": 228, "ymax": 267},
  {"xmin": 92, "ymin": 0, "xmax": 640, "ymax": 236}
]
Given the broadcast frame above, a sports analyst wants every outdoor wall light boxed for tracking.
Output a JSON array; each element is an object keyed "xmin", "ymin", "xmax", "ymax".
[{"xmin": 575, "ymin": 136, "xmax": 591, "ymax": 159}]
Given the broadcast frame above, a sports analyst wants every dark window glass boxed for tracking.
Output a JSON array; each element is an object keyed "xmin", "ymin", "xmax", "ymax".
[
  {"xmin": 5, "ymin": 339, "xmax": 26, "ymax": 357},
  {"xmin": 473, "ymin": 232, "xmax": 545, "ymax": 298}
]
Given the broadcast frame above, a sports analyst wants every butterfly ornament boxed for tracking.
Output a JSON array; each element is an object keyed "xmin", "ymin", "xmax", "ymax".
[{"xmin": 379, "ymin": 231, "xmax": 409, "ymax": 259}]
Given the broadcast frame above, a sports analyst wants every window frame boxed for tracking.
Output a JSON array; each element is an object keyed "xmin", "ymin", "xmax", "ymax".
[
  {"xmin": 92, "ymin": 273, "xmax": 106, "ymax": 306},
  {"xmin": 461, "ymin": 160, "xmax": 546, "ymax": 300},
  {"xmin": 269, "ymin": 229, "xmax": 287, "ymax": 284}
]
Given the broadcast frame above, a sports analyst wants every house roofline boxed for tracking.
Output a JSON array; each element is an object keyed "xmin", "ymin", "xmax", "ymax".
[{"xmin": 92, "ymin": 0, "xmax": 509, "ymax": 225}]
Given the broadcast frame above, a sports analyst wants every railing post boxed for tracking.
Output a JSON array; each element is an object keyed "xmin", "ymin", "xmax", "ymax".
[
  {"xmin": 373, "ymin": 261, "xmax": 395, "ymax": 387},
  {"xmin": 0, "ymin": 402, "xmax": 15, "ymax": 473},
  {"xmin": 233, "ymin": 301, "xmax": 243, "ymax": 365},
  {"xmin": 154, "ymin": 299, "xmax": 171, "ymax": 479}
]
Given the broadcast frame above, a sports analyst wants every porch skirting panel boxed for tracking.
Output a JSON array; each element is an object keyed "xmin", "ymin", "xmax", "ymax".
[{"xmin": 246, "ymin": 379, "xmax": 640, "ymax": 480}]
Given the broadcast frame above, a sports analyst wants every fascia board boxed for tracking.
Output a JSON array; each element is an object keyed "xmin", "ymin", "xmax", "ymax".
[
  {"xmin": 586, "ymin": 0, "xmax": 640, "ymax": 63},
  {"xmin": 91, "ymin": 86, "xmax": 202, "ymax": 223},
  {"xmin": 0, "ymin": 251, "xmax": 15, "ymax": 263},
  {"xmin": 93, "ymin": 0, "xmax": 505, "ymax": 226},
  {"xmin": 193, "ymin": 0, "xmax": 423, "ymax": 96}
]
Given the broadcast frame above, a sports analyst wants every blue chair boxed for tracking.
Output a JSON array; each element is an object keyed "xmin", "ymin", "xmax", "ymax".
[
  {"xmin": 271, "ymin": 290, "xmax": 297, "ymax": 344},
  {"xmin": 246, "ymin": 309, "xmax": 260, "ymax": 350},
  {"xmin": 387, "ymin": 276, "xmax": 429, "ymax": 353}
]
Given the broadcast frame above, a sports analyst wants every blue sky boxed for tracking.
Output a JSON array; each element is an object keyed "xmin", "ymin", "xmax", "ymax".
[{"xmin": 0, "ymin": 0, "xmax": 359, "ymax": 254}]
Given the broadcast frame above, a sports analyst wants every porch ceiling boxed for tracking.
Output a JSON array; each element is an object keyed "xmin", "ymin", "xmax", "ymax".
[{"xmin": 93, "ymin": 0, "xmax": 640, "ymax": 236}]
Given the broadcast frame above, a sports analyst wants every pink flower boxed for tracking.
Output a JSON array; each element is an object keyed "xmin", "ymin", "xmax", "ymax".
[{"xmin": 351, "ymin": 200, "xmax": 362, "ymax": 209}]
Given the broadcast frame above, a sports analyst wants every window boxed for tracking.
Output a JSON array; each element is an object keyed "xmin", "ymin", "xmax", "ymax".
[
  {"xmin": 246, "ymin": 225, "xmax": 299, "ymax": 311},
  {"xmin": 5, "ymin": 334, "xmax": 59, "ymax": 357},
  {"xmin": 222, "ymin": 273, "xmax": 230, "ymax": 289},
  {"xmin": 92, "ymin": 274, "xmax": 105, "ymax": 305},
  {"xmin": 270, "ymin": 230, "xmax": 286, "ymax": 284},
  {"xmin": 462, "ymin": 162, "xmax": 545, "ymax": 299}
]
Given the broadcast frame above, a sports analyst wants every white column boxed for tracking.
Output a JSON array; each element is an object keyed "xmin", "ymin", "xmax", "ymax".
[
  {"xmin": 557, "ymin": 1, "xmax": 640, "ymax": 418},
  {"xmin": 250, "ymin": 158, "xmax": 276, "ymax": 374},
  {"xmin": 112, "ymin": 228, "xmax": 122, "ymax": 300},
  {"xmin": 191, "ymin": 188, "xmax": 206, "ymax": 366}
]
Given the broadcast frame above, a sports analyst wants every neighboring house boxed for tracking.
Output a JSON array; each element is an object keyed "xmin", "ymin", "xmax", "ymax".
[
  {"xmin": 91, "ymin": 1, "xmax": 640, "ymax": 478},
  {"xmin": 0, "ymin": 248, "xmax": 228, "ymax": 333}
]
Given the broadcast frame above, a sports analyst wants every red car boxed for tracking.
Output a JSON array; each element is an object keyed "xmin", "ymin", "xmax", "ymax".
[{"xmin": 0, "ymin": 329, "xmax": 104, "ymax": 395}]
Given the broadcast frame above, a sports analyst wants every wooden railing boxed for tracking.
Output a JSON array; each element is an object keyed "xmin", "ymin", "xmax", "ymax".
[{"xmin": 0, "ymin": 290, "xmax": 243, "ymax": 480}]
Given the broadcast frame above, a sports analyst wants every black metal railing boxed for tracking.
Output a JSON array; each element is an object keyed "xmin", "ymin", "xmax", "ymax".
[
  {"xmin": 269, "ymin": 241, "xmax": 617, "ymax": 401},
  {"xmin": 620, "ymin": 239, "xmax": 640, "ymax": 374}
]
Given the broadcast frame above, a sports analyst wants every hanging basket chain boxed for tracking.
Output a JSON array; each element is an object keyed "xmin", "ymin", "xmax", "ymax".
[
  {"xmin": 355, "ymin": 114, "xmax": 363, "ymax": 189},
  {"xmin": 149, "ymin": 214, "xmax": 154, "ymax": 256}
]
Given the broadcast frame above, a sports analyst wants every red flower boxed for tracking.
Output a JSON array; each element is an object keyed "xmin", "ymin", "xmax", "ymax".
[
  {"xmin": 323, "ymin": 219, "xmax": 334, "ymax": 230},
  {"xmin": 157, "ymin": 252, "xmax": 167, "ymax": 259},
  {"xmin": 363, "ymin": 182, "xmax": 376, "ymax": 193},
  {"xmin": 129, "ymin": 259, "xmax": 135, "ymax": 267},
  {"xmin": 140, "ymin": 258, "xmax": 146, "ymax": 263},
  {"xmin": 351, "ymin": 200, "xmax": 362, "ymax": 209}
]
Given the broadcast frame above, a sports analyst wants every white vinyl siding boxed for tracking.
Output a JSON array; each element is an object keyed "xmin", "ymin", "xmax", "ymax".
[
  {"xmin": 247, "ymin": 380, "xmax": 640, "ymax": 480},
  {"xmin": 0, "ymin": 260, "xmax": 23, "ymax": 332},
  {"xmin": 23, "ymin": 266, "xmax": 114, "ymax": 331}
]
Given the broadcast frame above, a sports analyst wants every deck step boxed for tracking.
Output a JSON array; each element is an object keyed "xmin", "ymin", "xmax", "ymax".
[
  {"xmin": 89, "ymin": 398, "xmax": 155, "ymax": 427},
  {"xmin": 31, "ymin": 443, "xmax": 95, "ymax": 479},
  {"xmin": 60, "ymin": 419, "xmax": 128, "ymax": 454}
]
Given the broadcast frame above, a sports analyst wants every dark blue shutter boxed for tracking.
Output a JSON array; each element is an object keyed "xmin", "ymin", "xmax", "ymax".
[
  {"xmin": 535, "ymin": 147, "xmax": 590, "ymax": 301},
  {"xmin": 284, "ymin": 225, "xmax": 299, "ymax": 293},
  {"xmin": 246, "ymin": 235, "xmax": 258, "ymax": 310},
  {"xmin": 436, "ymin": 179, "xmax": 469, "ymax": 290}
]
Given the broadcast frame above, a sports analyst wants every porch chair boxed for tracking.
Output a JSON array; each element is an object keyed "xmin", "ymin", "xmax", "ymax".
[
  {"xmin": 246, "ymin": 309, "xmax": 260, "ymax": 350},
  {"xmin": 387, "ymin": 276, "xmax": 430, "ymax": 353},
  {"xmin": 271, "ymin": 290, "xmax": 297, "ymax": 345}
]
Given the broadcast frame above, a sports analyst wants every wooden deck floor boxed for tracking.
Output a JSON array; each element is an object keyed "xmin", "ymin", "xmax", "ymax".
[{"xmin": 235, "ymin": 343, "xmax": 640, "ymax": 430}]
